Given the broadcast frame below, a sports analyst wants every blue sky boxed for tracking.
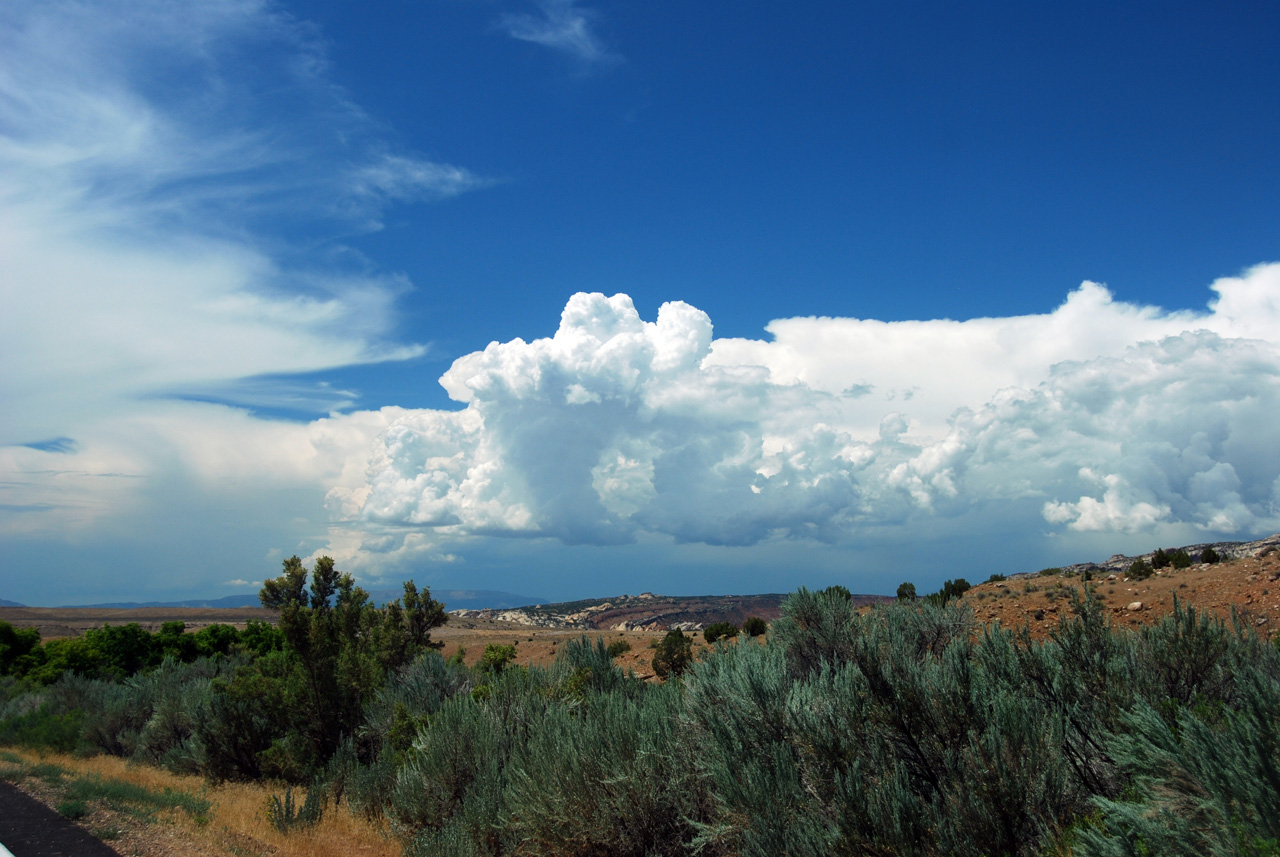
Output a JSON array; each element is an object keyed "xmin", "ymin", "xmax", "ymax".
[{"xmin": 2, "ymin": 0, "xmax": 1280, "ymax": 606}]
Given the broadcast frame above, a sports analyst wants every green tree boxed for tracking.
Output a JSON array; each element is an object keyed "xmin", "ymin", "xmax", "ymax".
[
  {"xmin": 897, "ymin": 582, "xmax": 918, "ymax": 600},
  {"xmin": 0, "ymin": 620, "xmax": 41, "ymax": 677},
  {"xmin": 1128, "ymin": 559, "xmax": 1154, "ymax": 580},
  {"xmin": 704, "ymin": 622, "xmax": 740, "ymax": 644},
  {"xmin": 481, "ymin": 643, "xmax": 518, "ymax": 674},
  {"xmin": 651, "ymin": 630, "xmax": 693, "ymax": 680},
  {"xmin": 742, "ymin": 616, "xmax": 768, "ymax": 637},
  {"xmin": 207, "ymin": 556, "xmax": 448, "ymax": 781}
]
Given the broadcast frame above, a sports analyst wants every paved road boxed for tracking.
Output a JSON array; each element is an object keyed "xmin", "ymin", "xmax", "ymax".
[{"xmin": 0, "ymin": 781, "xmax": 121, "ymax": 857}]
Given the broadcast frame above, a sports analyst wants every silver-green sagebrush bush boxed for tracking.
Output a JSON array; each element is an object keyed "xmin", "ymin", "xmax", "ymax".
[{"xmin": 4, "ymin": 580, "xmax": 1279, "ymax": 857}]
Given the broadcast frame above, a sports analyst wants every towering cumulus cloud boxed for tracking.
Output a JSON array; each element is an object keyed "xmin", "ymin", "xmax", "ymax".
[{"xmin": 347, "ymin": 264, "xmax": 1280, "ymax": 555}]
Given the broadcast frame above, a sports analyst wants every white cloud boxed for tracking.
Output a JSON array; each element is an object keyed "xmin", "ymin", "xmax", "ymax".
[
  {"xmin": 351, "ymin": 265, "xmax": 1280, "ymax": 559},
  {"xmin": 501, "ymin": 0, "xmax": 620, "ymax": 65},
  {"xmin": 0, "ymin": 0, "xmax": 483, "ymax": 581}
]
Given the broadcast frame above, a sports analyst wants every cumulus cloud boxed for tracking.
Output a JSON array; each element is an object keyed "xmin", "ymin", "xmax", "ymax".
[
  {"xmin": 501, "ymin": 0, "xmax": 620, "ymax": 65},
  {"xmin": 352, "ymin": 265, "xmax": 1280, "ymax": 556}
]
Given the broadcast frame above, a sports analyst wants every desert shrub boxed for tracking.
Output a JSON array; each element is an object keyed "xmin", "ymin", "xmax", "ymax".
[
  {"xmin": 1127, "ymin": 559, "xmax": 1153, "ymax": 580},
  {"xmin": 0, "ymin": 621, "xmax": 42, "ymax": 677},
  {"xmin": 266, "ymin": 786, "xmax": 324, "ymax": 833},
  {"xmin": 58, "ymin": 798, "xmax": 90, "ymax": 819},
  {"xmin": 1014, "ymin": 588, "xmax": 1134, "ymax": 798},
  {"xmin": 703, "ymin": 622, "xmax": 739, "ymax": 644},
  {"xmin": 556, "ymin": 636, "xmax": 634, "ymax": 698},
  {"xmin": 1200, "ymin": 546, "xmax": 1221, "ymax": 564},
  {"xmin": 986, "ymin": 574, "xmax": 1007, "ymax": 584},
  {"xmin": 197, "ymin": 559, "xmax": 449, "ymax": 784},
  {"xmin": 0, "ymin": 698, "xmax": 84, "ymax": 752},
  {"xmin": 926, "ymin": 578, "xmax": 972, "ymax": 606},
  {"xmin": 769, "ymin": 587, "xmax": 855, "ymax": 679},
  {"xmin": 328, "ymin": 650, "xmax": 472, "ymax": 816},
  {"xmin": 389, "ymin": 666, "xmax": 564, "ymax": 853},
  {"xmin": 1039, "ymin": 567, "xmax": 1062, "ymax": 577},
  {"xmin": 1169, "ymin": 549, "xmax": 1193, "ymax": 569},
  {"xmin": 1151, "ymin": 548, "xmax": 1171, "ymax": 569},
  {"xmin": 687, "ymin": 598, "xmax": 1089, "ymax": 857},
  {"xmin": 481, "ymin": 644, "xmax": 518, "ymax": 674},
  {"xmin": 606, "ymin": 639, "xmax": 632, "ymax": 658},
  {"xmin": 1074, "ymin": 665, "xmax": 1280, "ymax": 857},
  {"xmin": 651, "ymin": 631, "xmax": 694, "ymax": 680},
  {"xmin": 237, "ymin": 619, "xmax": 285, "ymax": 657},
  {"xmin": 682, "ymin": 637, "xmax": 819, "ymax": 856},
  {"xmin": 742, "ymin": 616, "xmax": 768, "ymax": 637},
  {"xmin": 504, "ymin": 684, "xmax": 708, "ymax": 857},
  {"xmin": 897, "ymin": 581, "xmax": 918, "ymax": 600},
  {"xmin": 196, "ymin": 649, "xmax": 298, "ymax": 782}
]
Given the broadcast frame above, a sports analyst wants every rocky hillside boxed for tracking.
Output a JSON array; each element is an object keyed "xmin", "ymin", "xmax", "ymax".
[
  {"xmin": 961, "ymin": 533, "xmax": 1280, "ymax": 641},
  {"xmin": 450, "ymin": 591, "xmax": 891, "ymax": 631},
  {"xmin": 1058, "ymin": 533, "xmax": 1280, "ymax": 577}
]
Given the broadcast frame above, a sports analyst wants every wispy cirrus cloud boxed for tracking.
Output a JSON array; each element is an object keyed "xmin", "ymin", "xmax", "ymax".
[
  {"xmin": 500, "ymin": 0, "xmax": 621, "ymax": 65},
  {"xmin": 0, "ymin": 0, "xmax": 484, "ymax": 597}
]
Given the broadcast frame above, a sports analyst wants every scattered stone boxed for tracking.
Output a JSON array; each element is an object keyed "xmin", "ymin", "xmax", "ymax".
[
  {"xmin": 1126, "ymin": 601, "xmax": 1144, "ymax": 612},
  {"xmin": 1257, "ymin": 616, "xmax": 1268, "ymax": 626}
]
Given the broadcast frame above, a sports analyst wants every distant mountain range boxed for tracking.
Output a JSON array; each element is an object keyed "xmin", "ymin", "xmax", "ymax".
[{"xmin": 0, "ymin": 588, "xmax": 544, "ymax": 612}]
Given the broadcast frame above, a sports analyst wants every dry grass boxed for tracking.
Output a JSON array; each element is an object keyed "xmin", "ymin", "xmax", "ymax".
[{"xmin": 0, "ymin": 745, "xmax": 399, "ymax": 857}]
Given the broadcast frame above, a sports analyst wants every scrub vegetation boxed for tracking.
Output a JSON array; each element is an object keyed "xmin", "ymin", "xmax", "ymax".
[{"xmin": 3, "ymin": 557, "xmax": 1280, "ymax": 857}]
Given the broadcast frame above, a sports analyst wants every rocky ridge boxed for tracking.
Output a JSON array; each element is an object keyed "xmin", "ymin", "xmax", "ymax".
[
  {"xmin": 450, "ymin": 591, "xmax": 890, "ymax": 632},
  {"xmin": 1055, "ymin": 533, "xmax": 1280, "ymax": 578}
]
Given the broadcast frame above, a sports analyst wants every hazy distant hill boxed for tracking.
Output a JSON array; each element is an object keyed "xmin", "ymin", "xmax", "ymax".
[
  {"xmin": 74, "ymin": 594, "xmax": 263, "ymax": 609},
  {"xmin": 55, "ymin": 588, "xmax": 543, "ymax": 611},
  {"xmin": 380, "ymin": 589, "xmax": 545, "ymax": 611},
  {"xmin": 0, "ymin": 598, "xmax": 26, "ymax": 607}
]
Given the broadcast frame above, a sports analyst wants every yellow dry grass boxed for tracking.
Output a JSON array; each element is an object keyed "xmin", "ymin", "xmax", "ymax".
[{"xmin": 1, "ymin": 745, "xmax": 400, "ymax": 857}]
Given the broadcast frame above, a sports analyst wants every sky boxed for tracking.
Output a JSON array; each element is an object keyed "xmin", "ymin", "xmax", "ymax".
[{"xmin": 2, "ymin": 0, "xmax": 1280, "ymax": 606}]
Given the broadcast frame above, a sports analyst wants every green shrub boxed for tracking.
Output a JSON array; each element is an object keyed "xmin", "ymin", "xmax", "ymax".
[
  {"xmin": 703, "ymin": 622, "xmax": 739, "ymax": 644},
  {"xmin": 1200, "ymin": 546, "xmax": 1221, "ymax": 564},
  {"xmin": 265, "ymin": 786, "xmax": 324, "ymax": 833},
  {"xmin": 57, "ymin": 798, "xmax": 90, "ymax": 819},
  {"xmin": 606, "ymin": 639, "xmax": 632, "ymax": 658},
  {"xmin": 769, "ymin": 588, "xmax": 855, "ymax": 679},
  {"xmin": 503, "ymin": 685, "xmax": 708, "ymax": 857},
  {"xmin": 558, "ymin": 636, "xmax": 631, "ymax": 696},
  {"xmin": 651, "ymin": 631, "xmax": 693, "ymax": 680},
  {"xmin": 1128, "ymin": 559, "xmax": 1153, "ymax": 580},
  {"xmin": 0, "ymin": 621, "xmax": 42, "ymax": 677},
  {"xmin": 986, "ymin": 574, "xmax": 1007, "ymax": 584},
  {"xmin": 481, "ymin": 644, "xmax": 518, "ymax": 674},
  {"xmin": 1074, "ymin": 663, "xmax": 1280, "ymax": 857},
  {"xmin": 0, "ymin": 701, "xmax": 84, "ymax": 753},
  {"xmin": 1169, "ymin": 549, "xmax": 1192, "ymax": 569},
  {"xmin": 742, "ymin": 616, "xmax": 768, "ymax": 637},
  {"xmin": 926, "ymin": 578, "xmax": 972, "ymax": 606},
  {"xmin": 897, "ymin": 582, "xmax": 918, "ymax": 600},
  {"xmin": 1151, "ymin": 548, "xmax": 1171, "ymax": 569},
  {"xmin": 1039, "ymin": 568, "xmax": 1062, "ymax": 577}
]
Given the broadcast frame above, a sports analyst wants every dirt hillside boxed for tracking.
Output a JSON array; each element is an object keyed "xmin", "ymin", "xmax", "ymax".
[{"xmin": 958, "ymin": 550, "xmax": 1280, "ymax": 641}]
